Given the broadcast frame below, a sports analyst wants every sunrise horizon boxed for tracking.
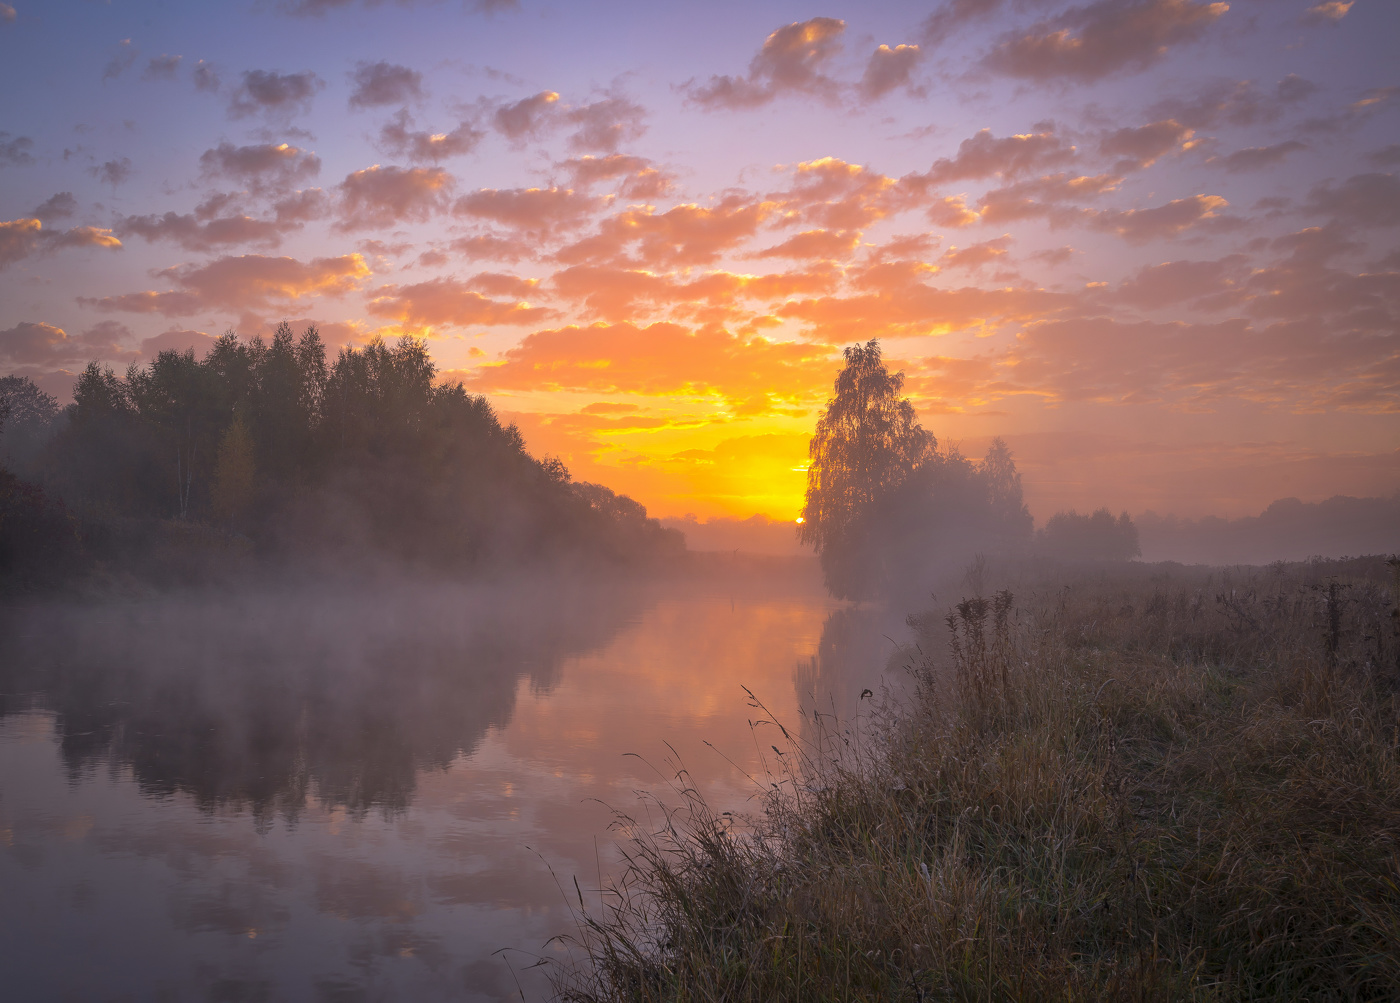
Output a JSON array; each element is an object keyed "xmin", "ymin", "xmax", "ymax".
[{"xmin": 2, "ymin": 0, "xmax": 1396, "ymax": 524}]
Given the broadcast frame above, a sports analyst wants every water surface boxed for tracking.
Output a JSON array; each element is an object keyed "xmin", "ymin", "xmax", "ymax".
[{"xmin": 0, "ymin": 565, "xmax": 900, "ymax": 1001}]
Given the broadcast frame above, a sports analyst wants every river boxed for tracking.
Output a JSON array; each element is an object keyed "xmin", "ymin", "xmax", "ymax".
[{"xmin": 0, "ymin": 562, "xmax": 907, "ymax": 1001}]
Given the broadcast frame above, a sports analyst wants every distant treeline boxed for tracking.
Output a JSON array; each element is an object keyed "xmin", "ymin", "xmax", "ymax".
[
  {"xmin": 1138, "ymin": 494, "xmax": 1400, "ymax": 565},
  {"xmin": 1036, "ymin": 508, "xmax": 1141, "ymax": 561},
  {"xmin": 0, "ymin": 325, "xmax": 681, "ymax": 589}
]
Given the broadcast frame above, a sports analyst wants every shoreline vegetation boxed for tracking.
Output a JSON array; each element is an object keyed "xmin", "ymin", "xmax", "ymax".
[
  {"xmin": 555, "ymin": 555, "xmax": 1400, "ymax": 1001},
  {"xmin": 0, "ymin": 327, "xmax": 685, "ymax": 597}
]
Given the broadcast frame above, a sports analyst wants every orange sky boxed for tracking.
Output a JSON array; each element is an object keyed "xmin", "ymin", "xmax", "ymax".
[{"xmin": 1, "ymin": 1, "xmax": 1396, "ymax": 521}]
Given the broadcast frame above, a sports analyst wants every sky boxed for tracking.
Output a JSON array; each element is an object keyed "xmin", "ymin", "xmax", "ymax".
[{"xmin": 0, "ymin": 0, "xmax": 1396, "ymax": 522}]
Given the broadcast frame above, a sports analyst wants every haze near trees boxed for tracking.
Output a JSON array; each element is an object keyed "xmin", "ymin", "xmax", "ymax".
[
  {"xmin": 0, "ymin": 324, "xmax": 681, "ymax": 588},
  {"xmin": 800, "ymin": 340, "xmax": 1032, "ymax": 600}
]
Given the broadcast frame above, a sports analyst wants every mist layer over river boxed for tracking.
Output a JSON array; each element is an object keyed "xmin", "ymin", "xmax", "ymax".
[{"xmin": 0, "ymin": 563, "xmax": 902, "ymax": 1002}]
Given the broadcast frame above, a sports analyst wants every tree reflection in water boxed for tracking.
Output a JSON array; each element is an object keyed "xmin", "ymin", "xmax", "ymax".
[{"xmin": 0, "ymin": 577, "xmax": 645, "ymax": 828}]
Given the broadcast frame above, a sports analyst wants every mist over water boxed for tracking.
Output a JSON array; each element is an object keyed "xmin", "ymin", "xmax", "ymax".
[{"xmin": 0, "ymin": 564, "xmax": 901, "ymax": 1001}]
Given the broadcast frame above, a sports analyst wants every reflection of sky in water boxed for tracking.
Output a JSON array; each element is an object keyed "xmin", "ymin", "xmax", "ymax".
[{"xmin": 0, "ymin": 570, "xmax": 896, "ymax": 1001}]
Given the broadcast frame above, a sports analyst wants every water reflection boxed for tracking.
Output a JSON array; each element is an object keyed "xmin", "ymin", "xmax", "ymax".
[
  {"xmin": 0, "ymin": 566, "xmax": 895, "ymax": 1001},
  {"xmin": 0, "ymin": 578, "xmax": 638, "ymax": 823}
]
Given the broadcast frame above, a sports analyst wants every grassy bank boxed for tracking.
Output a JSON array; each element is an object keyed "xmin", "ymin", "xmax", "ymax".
[{"xmin": 556, "ymin": 557, "xmax": 1400, "ymax": 1002}]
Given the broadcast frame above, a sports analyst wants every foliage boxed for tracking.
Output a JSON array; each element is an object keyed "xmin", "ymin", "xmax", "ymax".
[
  {"xmin": 0, "ymin": 467, "xmax": 84, "ymax": 589},
  {"xmin": 1038, "ymin": 507, "xmax": 1141, "ymax": 561},
  {"xmin": 801, "ymin": 341, "xmax": 1032, "ymax": 600},
  {"xmin": 211, "ymin": 413, "xmax": 256, "ymax": 528},
  {"xmin": 556, "ymin": 557, "xmax": 1400, "ymax": 1002},
  {"xmin": 1, "ymin": 325, "xmax": 682, "ymax": 583},
  {"xmin": 0, "ymin": 374, "xmax": 62, "ymax": 476}
]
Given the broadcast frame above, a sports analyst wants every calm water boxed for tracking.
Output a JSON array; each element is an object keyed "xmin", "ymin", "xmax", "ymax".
[{"xmin": 0, "ymin": 565, "xmax": 902, "ymax": 1002}]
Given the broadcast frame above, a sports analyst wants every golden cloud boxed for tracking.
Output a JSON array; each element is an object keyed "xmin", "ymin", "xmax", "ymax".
[
  {"xmin": 365, "ymin": 276, "xmax": 554, "ymax": 328},
  {"xmin": 82, "ymin": 253, "xmax": 369, "ymax": 315}
]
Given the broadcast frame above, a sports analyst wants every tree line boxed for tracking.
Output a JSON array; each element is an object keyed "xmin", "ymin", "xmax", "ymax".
[{"xmin": 0, "ymin": 325, "xmax": 681, "ymax": 588}]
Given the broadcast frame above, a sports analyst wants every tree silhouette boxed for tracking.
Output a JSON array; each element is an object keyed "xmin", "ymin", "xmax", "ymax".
[
  {"xmin": 801, "ymin": 342, "xmax": 1034, "ymax": 600},
  {"xmin": 800, "ymin": 341, "xmax": 934, "ymax": 598},
  {"xmin": 1038, "ymin": 509, "xmax": 1140, "ymax": 561},
  {"xmin": 980, "ymin": 437, "xmax": 1033, "ymax": 539},
  {"xmin": 3, "ymin": 324, "xmax": 683, "ymax": 584},
  {"xmin": 211, "ymin": 413, "xmax": 256, "ymax": 527}
]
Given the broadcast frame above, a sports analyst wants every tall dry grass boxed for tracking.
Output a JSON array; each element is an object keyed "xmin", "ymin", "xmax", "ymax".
[{"xmin": 552, "ymin": 557, "xmax": 1400, "ymax": 1002}]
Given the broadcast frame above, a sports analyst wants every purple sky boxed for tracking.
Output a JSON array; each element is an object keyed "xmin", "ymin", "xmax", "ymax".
[{"xmin": 1, "ymin": 0, "xmax": 1396, "ymax": 519}]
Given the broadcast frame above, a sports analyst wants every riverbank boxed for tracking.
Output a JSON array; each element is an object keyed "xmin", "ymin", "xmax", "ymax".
[{"xmin": 557, "ymin": 556, "xmax": 1400, "ymax": 1001}]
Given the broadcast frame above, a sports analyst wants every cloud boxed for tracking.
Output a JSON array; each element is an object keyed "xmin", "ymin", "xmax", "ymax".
[
  {"xmin": 977, "ymin": 172, "xmax": 1121, "ymax": 224},
  {"xmin": 756, "ymin": 229, "xmax": 860, "ymax": 260},
  {"xmin": 923, "ymin": 127, "xmax": 1076, "ymax": 184},
  {"xmin": 0, "ymin": 132, "xmax": 33, "ymax": 166},
  {"xmin": 193, "ymin": 60, "xmax": 221, "ymax": 93},
  {"xmin": 687, "ymin": 17, "xmax": 846, "ymax": 110},
  {"xmin": 558, "ymin": 154, "xmax": 675, "ymax": 199},
  {"xmin": 940, "ymin": 235, "xmax": 1011, "ymax": 269},
  {"xmin": 118, "ymin": 195, "xmax": 304, "ymax": 251},
  {"xmin": 1111, "ymin": 254, "xmax": 1248, "ymax": 309},
  {"xmin": 348, "ymin": 61, "xmax": 423, "ymax": 109},
  {"xmin": 0, "ymin": 320, "xmax": 136, "ymax": 367},
  {"xmin": 0, "ymin": 217, "xmax": 121, "ymax": 270},
  {"xmin": 0, "ymin": 4, "xmax": 15, "ymax": 23},
  {"xmin": 81, "ymin": 253, "xmax": 369, "ymax": 315},
  {"xmin": 1214, "ymin": 140, "xmax": 1307, "ymax": 173},
  {"xmin": 336, "ymin": 164, "xmax": 454, "ymax": 230},
  {"xmin": 1097, "ymin": 119, "xmax": 1193, "ymax": 171},
  {"xmin": 493, "ymin": 91, "xmax": 560, "ymax": 139},
  {"xmin": 1299, "ymin": 173, "xmax": 1400, "ymax": 228},
  {"xmin": 1152, "ymin": 78, "xmax": 1309, "ymax": 131},
  {"xmin": 548, "ymin": 263, "xmax": 840, "ymax": 323},
  {"xmin": 272, "ymin": 187, "xmax": 332, "ymax": 223},
  {"xmin": 48, "ymin": 227, "xmax": 124, "ymax": 251},
  {"xmin": 776, "ymin": 262, "xmax": 1066, "ymax": 340},
  {"xmin": 365, "ymin": 276, "xmax": 553, "ymax": 329},
  {"xmin": 771, "ymin": 157, "xmax": 911, "ymax": 230},
  {"xmin": 1091, "ymin": 193, "xmax": 1229, "ymax": 242},
  {"xmin": 103, "ymin": 39, "xmax": 137, "ymax": 81},
  {"xmin": 920, "ymin": 0, "xmax": 1018, "ymax": 47},
  {"xmin": 1367, "ymin": 145, "xmax": 1400, "ymax": 169},
  {"xmin": 859, "ymin": 44, "xmax": 922, "ymax": 100},
  {"xmin": 445, "ymin": 234, "xmax": 537, "ymax": 262},
  {"xmin": 983, "ymin": 0, "xmax": 1229, "ymax": 83},
  {"xmin": 882, "ymin": 232, "xmax": 1400, "ymax": 418},
  {"xmin": 1366, "ymin": 145, "xmax": 1400, "ymax": 169},
  {"xmin": 32, "ymin": 192, "xmax": 76, "ymax": 222},
  {"xmin": 228, "ymin": 69, "xmax": 323, "ymax": 119},
  {"xmin": 1276, "ymin": 73, "xmax": 1318, "ymax": 104},
  {"xmin": 453, "ymin": 186, "xmax": 607, "ymax": 238},
  {"xmin": 89, "ymin": 157, "xmax": 133, "ymax": 186},
  {"xmin": 469, "ymin": 321, "xmax": 836, "ymax": 414},
  {"xmin": 462, "ymin": 271, "xmax": 540, "ymax": 299},
  {"xmin": 927, "ymin": 195, "xmax": 981, "ymax": 227},
  {"xmin": 1002, "ymin": 313, "xmax": 1398, "ymax": 412},
  {"xmin": 565, "ymin": 95, "xmax": 646, "ymax": 153},
  {"xmin": 556, "ymin": 196, "xmax": 771, "ymax": 268},
  {"xmin": 142, "ymin": 54, "xmax": 182, "ymax": 81},
  {"xmin": 1, "ymin": 321, "xmax": 77, "ymax": 365},
  {"xmin": 1304, "ymin": 173, "xmax": 1400, "ymax": 228},
  {"xmin": 378, "ymin": 110, "xmax": 482, "ymax": 162},
  {"xmin": 1303, "ymin": 1, "xmax": 1352, "ymax": 25},
  {"xmin": 199, "ymin": 141, "xmax": 322, "ymax": 191}
]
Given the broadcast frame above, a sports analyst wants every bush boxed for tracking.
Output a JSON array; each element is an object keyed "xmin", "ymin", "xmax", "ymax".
[{"xmin": 0, "ymin": 468, "xmax": 85, "ymax": 588}]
